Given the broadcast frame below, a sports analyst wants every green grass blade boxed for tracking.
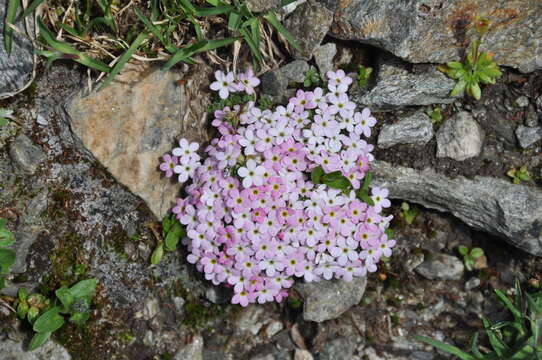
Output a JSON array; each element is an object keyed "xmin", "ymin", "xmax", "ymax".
[
  {"xmin": 470, "ymin": 333, "xmax": 484, "ymax": 359},
  {"xmin": 178, "ymin": 0, "xmax": 197, "ymax": 14},
  {"xmin": 263, "ymin": 11, "xmax": 302, "ymax": 53},
  {"xmin": 483, "ymin": 318, "xmax": 508, "ymax": 356},
  {"xmin": 4, "ymin": 0, "xmax": 19, "ymax": 54},
  {"xmin": 98, "ymin": 31, "xmax": 148, "ymax": 91},
  {"xmin": 194, "ymin": 5, "xmax": 233, "ymax": 17},
  {"xmin": 60, "ymin": 24, "xmax": 84, "ymax": 37},
  {"xmin": 495, "ymin": 289, "xmax": 522, "ymax": 322},
  {"xmin": 162, "ymin": 37, "xmax": 238, "ymax": 71},
  {"xmin": 228, "ymin": 11, "xmax": 242, "ymax": 31},
  {"xmin": 239, "ymin": 28, "xmax": 262, "ymax": 64},
  {"xmin": 134, "ymin": 7, "xmax": 176, "ymax": 53},
  {"xmin": 16, "ymin": 0, "xmax": 46, "ymax": 21},
  {"xmin": 414, "ymin": 335, "xmax": 476, "ymax": 360}
]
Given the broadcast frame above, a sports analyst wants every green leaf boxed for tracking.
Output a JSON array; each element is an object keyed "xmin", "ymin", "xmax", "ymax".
[
  {"xmin": 162, "ymin": 38, "xmax": 238, "ymax": 71},
  {"xmin": 483, "ymin": 317, "xmax": 508, "ymax": 356},
  {"xmin": 450, "ymin": 79, "xmax": 467, "ymax": 97},
  {"xmin": 0, "ymin": 249, "xmax": 16, "ymax": 270},
  {"xmin": 322, "ymin": 172, "xmax": 352, "ymax": 190},
  {"xmin": 56, "ymin": 287, "xmax": 75, "ymax": 310},
  {"xmin": 494, "ymin": 289, "xmax": 522, "ymax": 322},
  {"xmin": 447, "ymin": 61, "xmax": 464, "ymax": 69},
  {"xmin": 69, "ymin": 278, "xmax": 97, "ymax": 299},
  {"xmin": 263, "ymin": 11, "xmax": 302, "ymax": 53},
  {"xmin": 358, "ymin": 192, "xmax": 375, "ymax": 206},
  {"xmin": 458, "ymin": 245, "xmax": 469, "ymax": 256},
  {"xmin": 165, "ymin": 231, "xmax": 180, "ymax": 252},
  {"xmin": 470, "ymin": 333, "xmax": 484, "ymax": 358},
  {"xmin": 195, "ymin": 5, "xmax": 233, "ymax": 16},
  {"xmin": 361, "ymin": 172, "xmax": 372, "ymax": 192},
  {"xmin": 414, "ymin": 335, "xmax": 476, "ymax": 360},
  {"xmin": 28, "ymin": 331, "xmax": 52, "ymax": 351},
  {"xmin": 0, "ymin": 223, "xmax": 15, "ymax": 247},
  {"xmin": 69, "ymin": 312, "xmax": 90, "ymax": 326},
  {"xmin": 17, "ymin": 302, "xmax": 29, "ymax": 319},
  {"xmin": 228, "ymin": 11, "xmax": 242, "ymax": 31},
  {"xmin": 98, "ymin": 31, "xmax": 149, "ymax": 91},
  {"xmin": 134, "ymin": 7, "xmax": 176, "ymax": 53},
  {"xmin": 17, "ymin": 0, "xmax": 46, "ymax": 21},
  {"xmin": 240, "ymin": 27, "xmax": 262, "ymax": 65},
  {"xmin": 151, "ymin": 244, "xmax": 164, "ymax": 265},
  {"xmin": 470, "ymin": 82, "xmax": 482, "ymax": 100},
  {"xmin": 33, "ymin": 307, "xmax": 65, "ymax": 333},
  {"xmin": 18, "ymin": 287, "xmax": 28, "ymax": 301},
  {"xmin": 4, "ymin": 0, "xmax": 19, "ymax": 54},
  {"xmin": 311, "ymin": 166, "xmax": 324, "ymax": 184},
  {"xmin": 470, "ymin": 247, "xmax": 484, "ymax": 259}
]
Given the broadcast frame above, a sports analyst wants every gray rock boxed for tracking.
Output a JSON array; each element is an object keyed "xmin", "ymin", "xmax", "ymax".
[
  {"xmin": 0, "ymin": 337, "xmax": 71, "ymax": 360},
  {"xmin": 285, "ymin": 0, "xmax": 334, "ymax": 60},
  {"xmin": 514, "ymin": 96, "xmax": 529, "ymax": 108},
  {"xmin": 314, "ymin": 43, "xmax": 337, "ymax": 77},
  {"xmin": 436, "ymin": 112, "xmax": 484, "ymax": 161},
  {"xmin": 294, "ymin": 349, "xmax": 313, "ymax": 360},
  {"xmin": 203, "ymin": 350, "xmax": 233, "ymax": 360},
  {"xmin": 67, "ymin": 63, "xmax": 214, "ymax": 219},
  {"xmin": 371, "ymin": 161, "xmax": 542, "ymax": 256},
  {"xmin": 377, "ymin": 111, "xmax": 434, "ymax": 149},
  {"xmin": 465, "ymin": 277, "xmax": 481, "ymax": 291},
  {"xmin": 175, "ymin": 335, "xmax": 203, "ymax": 360},
  {"xmin": 516, "ymin": 125, "xmax": 542, "ymax": 149},
  {"xmin": 205, "ymin": 285, "xmax": 230, "ymax": 304},
  {"xmin": 295, "ymin": 276, "xmax": 367, "ymax": 322},
  {"xmin": 280, "ymin": 60, "xmax": 310, "ymax": 83},
  {"xmin": 411, "ymin": 351, "xmax": 434, "ymax": 360},
  {"xmin": 9, "ymin": 134, "xmax": 46, "ymax": 174},
  {"xmin": 329, "ymin": 0, "xmax": 542, "ymax": 73},
  {"xmin": 261, "ymin": 70, "xmax": 288, "ymax": 97},
  {"xmin": 352, "ymin": 55, "xmax": 457, "ymax": 110},
  {"xmin": 264, "ymin": 321, "xmax": 284, "ymax": 338},
  {"xmin": 0, "ymin": 5, "xmax": 34, "ymax": 98},
  {"xmin": 415, "ymin": 253, "xmax": 464, "ymax": 280},
  {"xmin": 245, "ymin": 0, "xmax": 280, "ymax": 13},
  {"xmin": 318, "ymin": 337, "xmax": 356, "ymax": 360},
  {"xmin": 525, "ymin": 105, "xmax": 539, "ymax": 127}
]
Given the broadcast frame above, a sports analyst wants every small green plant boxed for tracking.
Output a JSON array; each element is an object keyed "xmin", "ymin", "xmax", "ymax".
[
  {"xmin": 257, "ymin": 96, "xmax": 273, "ymax": 110},
  {"xmin": 438, "ymin": 18, "xmax": 502, "ymax": 100},
  {"xmin": 415, "ymin": 280, "xmax": 542, "ymax": 359},
  {"xmin": 507, "ymin": 166, "xmax": 531, "ymax": 185},
  {"xmin": 0, "ymin": 218, "xmax": 16, "ymax": 290},
  {"xmin": 14, "ymin": 278, "xmax": 98, "ymax": 350},
  {"xmin": 426, "ymin": 107, "xmax": 443, "ymax": 124},
  {"xmin": 303, "ymin": 66, "xmax": 321, "ymax": 88},
  {"xmin": 458, "ymin": 245, "xmax": 485, "ymax": 271},
  {"xmin": 400, "ymin": 202, "xmax": 419, "ymax": 225},
  {"xmin": 357, "ymin": 65, "xmax": 373, "ymax": 87},
  {"xmin": 0, "ymin": 109, "xmax": 15, "ymax": 127},
  {"xmin": 151, "ymin": 214, "xmax": 186, "ymax": 265}
]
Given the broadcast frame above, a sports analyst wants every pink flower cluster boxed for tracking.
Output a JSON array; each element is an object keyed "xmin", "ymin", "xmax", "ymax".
[{"xmin": 160, "ymin": 69, "xmax": 395, "ymax": 306}]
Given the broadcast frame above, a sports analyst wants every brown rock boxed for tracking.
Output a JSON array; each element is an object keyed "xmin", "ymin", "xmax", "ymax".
[{"xmin": 67, "ymin": 63, "xmax": 213, "ymax": 219}]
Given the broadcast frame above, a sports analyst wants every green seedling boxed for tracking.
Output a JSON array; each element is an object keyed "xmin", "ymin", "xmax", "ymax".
[
  {"xmin": 357, "ymin": 65, "xmax": 373, "ymax": 87},
  {"xmin": 458, "ymin": 245, "xmax": 484, "ymax": 272},
  {"xmin": 0, "ymin": 109, "xmax": 15, "ymax": 127},
  {"xmin": 438, "ymin": 18, "xmax": 502, "ymax": 100},
  {"xmin": 151, "ymin": 213, "xmax": 186, "ymax": 265},
  {"xmin": 304, "ymin": 66, "xmax": 321, "ymax": 87},
  {"xmin": 400, "ymin": 202, "xmax": 419, "ymax": 225},
  {"xmin": 507, "ymin": 166, "xmax": 530, "ymax": 185},
  {"xmin": 0, "ymin": 218, "xmax": 16, "ymax": 290},
  {"xmin": 416, "ymin": 280, "xmax": 542, "ymax": 359},
  {"xmin": 426, "ymin": 107, "xmax": 443, "ymax": 124}
]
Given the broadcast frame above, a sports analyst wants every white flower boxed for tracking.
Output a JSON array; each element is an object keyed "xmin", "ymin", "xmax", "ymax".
[
  {"xmin": 237, "ymin": 159, "xmax": 265, "ymax": 188},
  {"xmin": 172, "ymin": 138, "xmax": 200, "ymax": 164},
  {"xmin": 210, "ymin": 70, "xmax": 237, "ymax": 99},
  {"xmin": 238, "ymin": 129, "xmax": 258, "ymax": 155}
]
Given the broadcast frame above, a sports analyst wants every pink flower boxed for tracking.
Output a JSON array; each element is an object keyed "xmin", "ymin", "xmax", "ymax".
[
  {"xmin": 354, "ymin": 108, "xmax": 377, "ymax": 137},
  {"xmin": 159, "ymin": 154, "xmax": 178, "ymax": 177},
  {"xmin": 371, "ymin": 187, "xmax": 391, "ymax": 212}
]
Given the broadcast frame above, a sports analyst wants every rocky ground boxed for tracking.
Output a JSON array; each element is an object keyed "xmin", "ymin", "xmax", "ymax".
[{"xmin": 1, "ymin": 1, "xmax": 541, "ymax": 359}]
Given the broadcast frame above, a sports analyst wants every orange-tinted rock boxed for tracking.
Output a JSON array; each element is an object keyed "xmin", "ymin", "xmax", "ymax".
[{"xmin": 67, "ymin": 63, "xmax": 213, "ymax": 219}]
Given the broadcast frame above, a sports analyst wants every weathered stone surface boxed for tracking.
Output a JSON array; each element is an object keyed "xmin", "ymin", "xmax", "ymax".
[
  {"xmin": 436, "ymin": 111, "xmax": 484, "ymax": 161},
  {"xmin": 67, "ymin": 63, "xmax": 213, "ymax": 219},
  {"xmin": 0, "ymin": 5, "xmax": 34, "ymax": 98},
  {"xmin": 295, "ymin": 276, "xmax": 367, "ymax": 322},
  {"xmin": 318, "ymin": 337, "xmax": 356, "ymax": 360},
  {"xmin": 352, "ymin": 55, "xmax": 457, "ymax": 110},
  {"xmin": 415, "ymin": 254, "xmax": 465, "ymax": 281},
  {"xmin": 329, "ymin": 0, "xmax": 542, "ymax": 73},
  {"xmin": 377, "ymin": 110, "xmax": 434, "ymax": 149},
  {"xmin": 314, "ymin": 43, "xmax": 337, "ymax": 77},
  {"xmin": 245, "ymin": 0, "xmax": 280, "ymax": 13},
  {"xmin": 9, "ymin": 134, "xmax": 46, "ymax": 174},
  {"xmin": 280, "ymin": 60, "xmax": 310, "ymax": 83},
  {"xmin": 371, "ymin": 161, "xmax": 542, "ymax": 256},
  {"xmin": 285, "ymin": 0, "xmax": 334, "ymax": 60},
  {"xmin": 0, "ymin": 337, "xmax": 71, "ymax": 360},
  {"xmin": 174, "ymin": 335, "xmax": 203, "ymax": 360},
  {"xmin": 294, "ymin": 349, "xmax": 313, "ymax": 360},
  {"xmin": 516, "ymin": 125, "xmax": 542, "ymax": 149}
]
